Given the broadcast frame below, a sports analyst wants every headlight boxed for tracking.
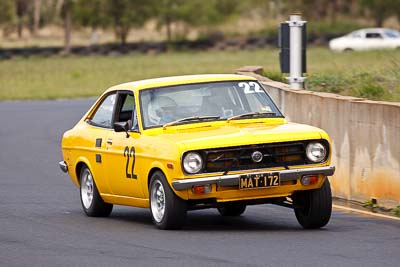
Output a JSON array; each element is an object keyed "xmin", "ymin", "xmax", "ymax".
[
  {"xmin": 306, "ymin": 142, "xmax": 327, "ymax": 163},
  {"xmin": 183, "ymin": 152, "xmax": 203, "ymax": 174}
]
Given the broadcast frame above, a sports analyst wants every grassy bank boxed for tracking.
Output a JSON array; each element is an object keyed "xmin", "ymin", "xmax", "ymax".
[
  {"xmin": 0, "ymin": 48, "xmax": 399, "ymax": 102},
  {"xmin": 268, "ymin": 48, "xmax": 400, "ymax": 102},
  {"xmin": 306, "ymin": 48, "xmax": 400, "ymax": 102}
]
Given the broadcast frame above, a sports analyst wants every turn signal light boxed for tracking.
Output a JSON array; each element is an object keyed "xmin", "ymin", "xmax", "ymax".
[
  {"xmin": 301, "ymin": 175, "xmax": 318, "ymax": 186},
  {"xmin": 192, "ymin": 184, "xmax": 212, "ymax": 194}
]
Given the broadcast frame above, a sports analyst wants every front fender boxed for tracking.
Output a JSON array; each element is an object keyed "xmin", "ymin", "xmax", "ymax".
[{"xmin": 146, "ymin": 160, "xmax": 189, "ymax": 200}]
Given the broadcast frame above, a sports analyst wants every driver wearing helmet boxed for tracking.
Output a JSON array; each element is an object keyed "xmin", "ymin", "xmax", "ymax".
[{"xmin": 155, "ymin": 96, "xmax": 178, "ymax": 124}]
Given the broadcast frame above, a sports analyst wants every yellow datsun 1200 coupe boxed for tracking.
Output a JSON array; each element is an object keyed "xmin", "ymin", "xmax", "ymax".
[{"xmin": 59, "ymin": 74, "xmax": 335, "ymax": 230}]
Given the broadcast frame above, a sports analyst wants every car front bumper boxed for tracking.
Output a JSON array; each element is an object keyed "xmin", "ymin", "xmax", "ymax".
[{"xmin": 172, "ymin": 166, "xmax": 335, "ymax": 191}]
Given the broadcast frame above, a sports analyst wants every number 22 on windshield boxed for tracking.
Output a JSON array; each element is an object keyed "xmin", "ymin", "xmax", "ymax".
[{"xmin": 239, "ymin": 82, "xmax": 263, "ymax": 94}]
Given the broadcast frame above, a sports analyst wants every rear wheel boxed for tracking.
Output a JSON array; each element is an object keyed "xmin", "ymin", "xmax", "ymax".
[
  {"xmin": 149, "ymin": 171, "xmax": 187, "ymax": 230},
  {"xmin": 217, "ymin": 203, "xmax": 246, "ymax": 216},
  {"xmin": 293, "ymin": 179, "xmax": 332, "ymax": 229},
  {"xmin": 80, "ymin": 166, "xmax": 113, "ymax": 217}
]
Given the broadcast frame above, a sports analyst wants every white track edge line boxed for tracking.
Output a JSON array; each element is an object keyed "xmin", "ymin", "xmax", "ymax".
[{"xmin": 333, "ymin": 204, "xmax": 400, "ymax": 221}]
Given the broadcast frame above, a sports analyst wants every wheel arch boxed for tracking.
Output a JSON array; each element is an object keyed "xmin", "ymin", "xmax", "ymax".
[
  {"xmin": 146, "ymin": 159, "xmax": 172, "ymax": 189},
  {"xmin": 147, "ymin": 167, "xmax": 164, "ymax": 189},
  {"xmin": 146, "ymin": 166, "xmax": 188, "ymax": 200},
  {"xmin": 75, "ymin": 162, "xmax": 86, "ymax": 186},
  {"xmin": 73, "ymin": 157, "xmax": 94, "ymax": 187}
]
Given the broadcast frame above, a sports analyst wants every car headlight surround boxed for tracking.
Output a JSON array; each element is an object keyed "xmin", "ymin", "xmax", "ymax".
[
  {"xmin": 306, "ymin": 142, "xmax": 327, "ymax": 163},
  {"xmin": 182, "ymin": 152, "xmax": 203, "ymax": 174}
]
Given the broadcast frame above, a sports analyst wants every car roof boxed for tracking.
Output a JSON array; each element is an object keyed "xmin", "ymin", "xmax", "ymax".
[
  {"xmin": 106, "ymin": 74, "xmax": 257, "ymax": 93},
  {"xmin": 352, "ymin": 28, "xmax": 397, "ymax": 34}
]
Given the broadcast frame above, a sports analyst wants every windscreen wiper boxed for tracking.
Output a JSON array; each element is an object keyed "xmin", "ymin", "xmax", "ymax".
[
  {"xmin": 163, "ymin": 116, "xmax": 220, "ymax": 128},
  {"xmin": 227, "ymin": 112, "xmax": 276, "ymax": 122}
]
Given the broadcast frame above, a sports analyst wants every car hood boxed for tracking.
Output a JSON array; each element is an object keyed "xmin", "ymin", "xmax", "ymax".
[
  {"xmin": 152, "ymin": 121, "xmax": 326, "ymax": 150},
  {"xmin": 329, "ymin": 36, "xmax": 346, "ymax": 44}
]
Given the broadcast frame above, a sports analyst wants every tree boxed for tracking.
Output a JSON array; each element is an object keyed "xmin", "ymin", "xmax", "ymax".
[
  {"xmin": 152, "ymin": 0, "xmax": 243, "ymax": 43},
  {"xmin": 75, "ymin": 0, "xmax": 151, "ymax": 45},
  {"xmin": 0, "ymin": 0, "xmax": 15, "ymax": 27},
  {"xmin": 15, "ymin": 0, "xmax": 32, "ymax": 38},
  {"xmin": 181, "ymin": 0, "xmax": 242, "ymax": 26},
  {"xmin": 32, "ymin": 0, "xmax": 42, "ymax": 35},
  {"xmin": 64, "ymin": 0, "xmax": 153, "ymax": 47},
  {"xmin": 57, "ymin": 0, "xmax": 74, "ymax": 53},
  {"xmin": 74, "ymin": 0, "xmax": 107, "ymax": 45},
  {"xmin": 74, "ymin": 0, "xmax": 107, "ymax": 30},
  {"xmin": 359, "ymin": 0, "xmax": 400, "ymax": 27},
  {"xmin": 105, "ymin": 0, "xmax": 151, "ymax": 45},
  {"xmin": 154, "ymin": 0, "xmax": 183, "ymax": 43}
]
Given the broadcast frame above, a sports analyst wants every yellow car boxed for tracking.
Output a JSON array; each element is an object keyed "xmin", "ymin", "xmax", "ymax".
[{"xmin": 59, "ymin": 74, "xmax": 335, "ymax": 230}]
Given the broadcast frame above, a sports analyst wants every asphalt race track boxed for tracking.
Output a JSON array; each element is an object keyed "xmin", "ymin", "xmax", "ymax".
[{"xmin": 0, "ymin": 99, "xmax": 399, "ymax": 267}]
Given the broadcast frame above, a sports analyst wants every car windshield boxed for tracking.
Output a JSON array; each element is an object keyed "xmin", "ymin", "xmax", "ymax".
[
  {"xmin": 348, "ymin": 31, "xmax": 362, "ymax": 38},
  {"xmin": 140, "ymin": 80, "xmax": 283, "ymax": 129},
  {"xmin": 384, "ymin": 29, "xmax": 400, "ymax": 38}
]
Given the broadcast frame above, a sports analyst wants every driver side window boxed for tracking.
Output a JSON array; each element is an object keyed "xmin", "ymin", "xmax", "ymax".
[
  {"xmin": 366, "ymin": 32, "xmax": 382, "ymax": 39},
  {"xmin": 115, "ymin": 93, "xmax": 138, "ymax": 131}
]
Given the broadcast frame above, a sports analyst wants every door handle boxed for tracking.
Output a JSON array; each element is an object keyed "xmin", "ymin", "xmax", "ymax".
[{"xmin": 106, "ymin": 139, "xmax": 113, "ymax": 145}]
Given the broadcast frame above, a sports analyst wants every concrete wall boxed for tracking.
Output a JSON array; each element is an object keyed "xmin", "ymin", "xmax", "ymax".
[{"xmin": 237, "ymin": 66, "xmax": 400, "ymax": 208}]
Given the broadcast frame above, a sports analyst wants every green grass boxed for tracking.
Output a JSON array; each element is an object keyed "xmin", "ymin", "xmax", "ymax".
[
  {"xmin": 0, "ymin": 50, "xmax": 280, "ymax": 100},
  {"xmin": 304, "ymin": 48, "xmax": 400, "ymax": 101},
  {"xmin": 263, "ymin": 48, "xmax": 400, "ymax": 102},
  {"xmin": 1, "ymin": 47, "xmax": 400, "ymax": 101},
  {"xmin": 393, "ymin": 206, "xmax": 400, "ymax": 217}
]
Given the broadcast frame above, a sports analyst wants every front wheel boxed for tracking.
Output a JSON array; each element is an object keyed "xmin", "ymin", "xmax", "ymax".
[
  {"xmin": 292, "ymin": 179, "xmax": 332, "ymax": 229},
  {"xmin": 79, "ymin": 166, "xmax": 113, "ymax": 217},
  {"xmin": 149, "ymin": 171, "xmax": 187, "ymax": 230}
]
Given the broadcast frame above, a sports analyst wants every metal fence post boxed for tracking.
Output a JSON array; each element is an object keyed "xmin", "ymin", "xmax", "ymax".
[{"xmin": 287, "ymin": 14, "xmax": 306, "ymax": 89}]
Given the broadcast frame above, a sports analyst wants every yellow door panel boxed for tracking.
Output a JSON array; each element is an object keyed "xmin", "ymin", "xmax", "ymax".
[{"xmin": 102, "ymin": 131, "xmax": 144, "ymax": 198}]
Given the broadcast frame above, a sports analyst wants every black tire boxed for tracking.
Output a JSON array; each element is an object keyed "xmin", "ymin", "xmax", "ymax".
[
  {"xmin": 293, "ymin": 179, "xmax": 332, "ymax": 229},
  {"xmin": 79, "ymin": 166, "xmax": 113, "ymax": 217},
  {"xmin": 149, "ymin": 171, "xmax": 187, "ymax": 230},
  {"xmin": 217, "ymin": 203, "xmax": 246, "ymax": 216}
]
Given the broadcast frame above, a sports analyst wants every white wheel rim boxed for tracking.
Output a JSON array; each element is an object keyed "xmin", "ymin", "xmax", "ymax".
[
  {"xmin": 81, "ymin": 170, "xmax": 94, "ymax": 209},
  {"xmin": 151, "ymin": 180, "xmax": 165, "ymax": 223}
]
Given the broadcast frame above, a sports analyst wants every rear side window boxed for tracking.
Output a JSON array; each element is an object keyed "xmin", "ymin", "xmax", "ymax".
[{"xmin": 90, "ymin": 94, "xmax": 116, "ymax": 128}]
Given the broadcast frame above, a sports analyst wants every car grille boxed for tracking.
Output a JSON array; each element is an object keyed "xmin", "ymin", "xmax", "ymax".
[{"xmin": 201, "ymin": 141, "xmax": 309, "ymax": 173}]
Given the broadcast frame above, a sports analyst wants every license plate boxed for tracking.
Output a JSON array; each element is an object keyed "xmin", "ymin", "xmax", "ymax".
[{"xmin": 239, "ymin": 172, "xmax": 280, "ymax": 190}]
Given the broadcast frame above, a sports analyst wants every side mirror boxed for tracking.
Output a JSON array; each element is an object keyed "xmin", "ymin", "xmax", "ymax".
[{"xmin": 113, "ymin": 121, "xmax": 130, "ymax": 138}]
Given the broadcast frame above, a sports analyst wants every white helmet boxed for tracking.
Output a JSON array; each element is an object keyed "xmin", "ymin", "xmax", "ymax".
[
  {"xmin": 156, "ymin": 96, "xmax": 177, "ymax": 109},
  {"xmin": 148, "ymin": 96, "xmax": 177, "ymax": 124}
]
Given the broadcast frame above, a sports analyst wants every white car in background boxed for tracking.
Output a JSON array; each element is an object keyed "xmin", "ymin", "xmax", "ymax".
[{"xmin": 329, "ymin": 28, "xmax": 400, "ymax": 52}]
